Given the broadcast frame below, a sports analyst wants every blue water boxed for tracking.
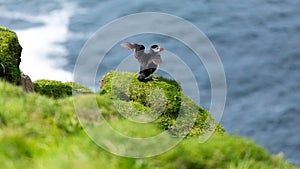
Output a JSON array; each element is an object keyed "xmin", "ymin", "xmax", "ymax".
[{"xmin": 1, "ymin": 0, "xmax": 300, "ymax": 165}]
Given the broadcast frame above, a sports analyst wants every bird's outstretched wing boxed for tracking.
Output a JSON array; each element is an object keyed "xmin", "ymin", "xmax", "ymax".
[
  {"xmin": 120, "ymin": 42, "xmax": 142, "ymax": 50},
  {"xmin": 151, "ymin": 54, "xmax": 162, "ymax": 65},
  {"xmin": 121, "ymin": 42, "xmax": 146, "ymax": 59}
]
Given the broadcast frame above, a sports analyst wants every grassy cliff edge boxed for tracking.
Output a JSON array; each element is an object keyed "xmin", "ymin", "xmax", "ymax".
[{"xmin": 0, "ymin": 78, "xmax": 297, "ymax": 169}]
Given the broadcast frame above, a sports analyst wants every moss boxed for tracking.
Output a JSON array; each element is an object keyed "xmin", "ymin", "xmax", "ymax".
[
  {"xmin": 33, "ymin": 80, "xmax": 93, "ymax": 99},
  {"xmin": 0, "ymin": 26, "xmax": 22, "ymax": 85},
  {"xmin": 100, "ymin": 70, "xmax": 181, "ymax": 115},
  {"xmin": 99, "ymin": 70, "xmax": 223, "ymax": 136}
]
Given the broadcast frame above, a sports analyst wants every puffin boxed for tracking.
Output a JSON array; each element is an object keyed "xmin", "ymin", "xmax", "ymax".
[{"xmin": 120, "ymin": 42, "xmax": 164, "ymax": 82}]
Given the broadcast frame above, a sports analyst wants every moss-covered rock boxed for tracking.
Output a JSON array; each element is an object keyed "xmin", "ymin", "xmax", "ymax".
[
  {"xmin": 99, "ymin": 70, "xmax": 223, "ymax": 136},
  {"xmin": 0, "ymin": 26, "xmax": 22, "ymax": 84},
  {"xmin": 100, "ymin": 71, "xmax": 181, "ymax": 116},
  {"xmin": 33, "ymin": 79, "xmax": 93, "ymax": 99}
]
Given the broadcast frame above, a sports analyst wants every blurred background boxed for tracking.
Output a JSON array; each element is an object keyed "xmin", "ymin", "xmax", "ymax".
[{"xmin": 1, "ymin": 0, "xmax": 299, "ymax": 165}]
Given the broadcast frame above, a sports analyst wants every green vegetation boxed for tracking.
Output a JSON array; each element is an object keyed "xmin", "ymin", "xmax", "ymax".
[
  {"xmin": 33, "ymin": 79, "xmax": 93, "ymax": 98},
  {"xmin": 0, "ymin": 26, "xmax": 22, "ymax": 84},
  {"xmin": 99, "ymin": 70, "xmax": 223, "ymax": 136},
  {"xmin": 0, "ymin": 80, "xmax": 297, "ymax": 169}
]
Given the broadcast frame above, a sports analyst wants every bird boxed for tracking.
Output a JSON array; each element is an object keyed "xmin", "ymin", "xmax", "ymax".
[{"xmin": 120, "ymin": 42, "xmax": 164, "ymax": 82}]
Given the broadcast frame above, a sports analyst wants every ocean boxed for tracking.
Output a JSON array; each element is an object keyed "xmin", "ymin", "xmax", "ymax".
[{"xmin": 1, "ymin": 0, "xmax": 300, "ymax": 165}]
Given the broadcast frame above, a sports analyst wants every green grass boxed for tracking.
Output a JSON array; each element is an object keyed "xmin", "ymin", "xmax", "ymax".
[{"xmin": 0, "ymin": 80, "xmax": 298, "ymax": 169}]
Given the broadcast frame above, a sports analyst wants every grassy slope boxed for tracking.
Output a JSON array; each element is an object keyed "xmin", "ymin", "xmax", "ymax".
[{"xmin": 0, "ymin": 81, "xmax": 297, "ymax": 169}]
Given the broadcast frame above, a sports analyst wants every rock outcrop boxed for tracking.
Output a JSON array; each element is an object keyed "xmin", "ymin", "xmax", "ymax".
[
  {"xmin": 20, "ymin": 72, "xmax": 35, "ymax": 92},
  {"xmin": 0, "ymin": 26, "xmax": 35, "ymax": 92}
]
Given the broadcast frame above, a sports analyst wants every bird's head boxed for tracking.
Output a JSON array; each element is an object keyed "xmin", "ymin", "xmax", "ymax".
[{"xmin": 150, "ymin": 45, "xmax": 164, "ymax": 53}]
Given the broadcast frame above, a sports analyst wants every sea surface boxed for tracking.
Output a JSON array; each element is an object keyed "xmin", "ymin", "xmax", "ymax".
[{"xmin": 1, "ymin": 0, "xmax": 300, "ymax": 165}]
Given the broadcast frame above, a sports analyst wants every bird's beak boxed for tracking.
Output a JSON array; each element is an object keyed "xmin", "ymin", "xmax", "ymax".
[{"xmin": 160, "ymin": 46, "xmax": 164, "ymax": 51}]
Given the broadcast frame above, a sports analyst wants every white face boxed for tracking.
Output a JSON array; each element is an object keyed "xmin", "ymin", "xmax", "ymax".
[{"xmin": 152, "ymin": 47, "xmax": 161, "ymax": 53}]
